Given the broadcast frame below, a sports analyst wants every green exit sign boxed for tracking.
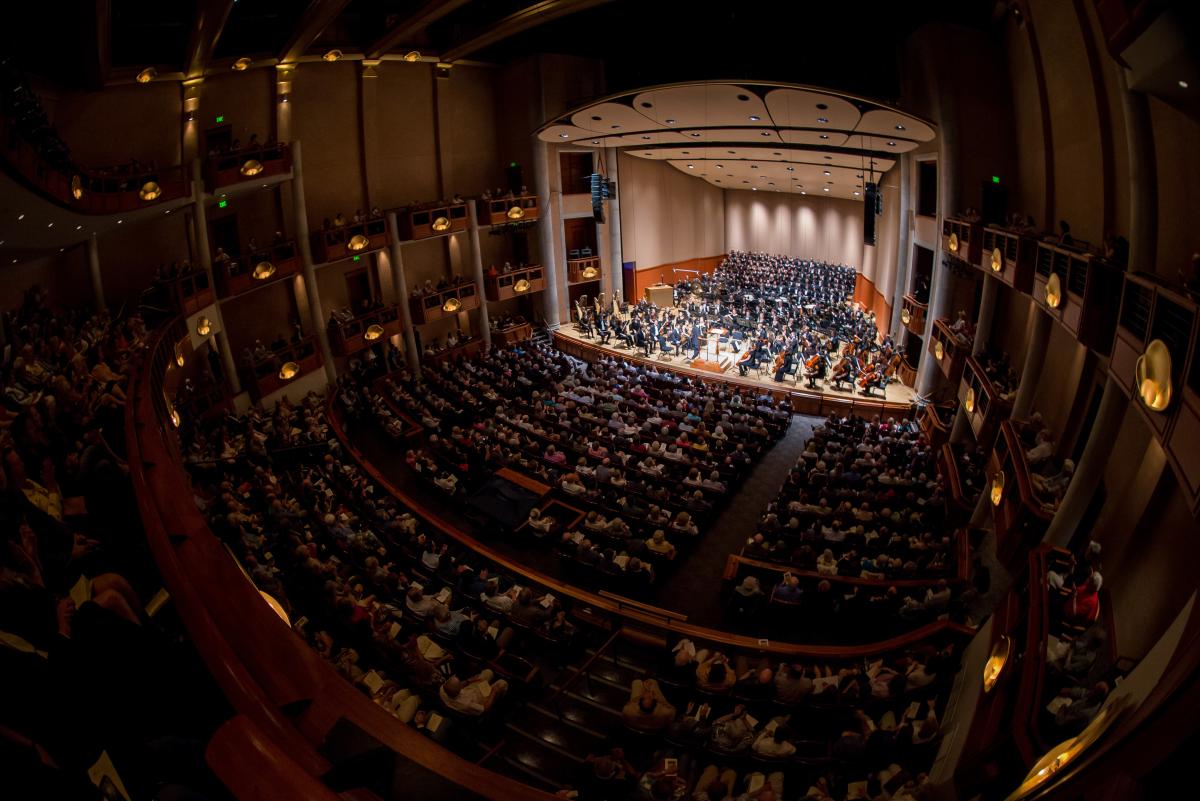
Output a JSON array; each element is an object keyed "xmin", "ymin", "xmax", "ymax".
[
  {"xmin": 353, "ymin": 255, "xmax": 361, "ymax": 262},
  {"xmin": 992, "ymin": 175, "xmax": 1000, "ymax": 184},
  {"xmin": 215, "ymin": 115, "xmax": 225, "ymax": 124},
  {"xmin": 218, "ymin": 200, "xmax": 228, "ymax": 209}
]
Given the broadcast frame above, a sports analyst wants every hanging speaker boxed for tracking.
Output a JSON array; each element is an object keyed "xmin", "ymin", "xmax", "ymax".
[{"xmin": 863, "ymin": 182, "xmax": 879, "ymax": 246}]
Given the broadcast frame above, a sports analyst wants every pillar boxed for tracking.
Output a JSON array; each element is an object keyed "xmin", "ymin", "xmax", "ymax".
[
  {"xmin": 915, "ymin": 261, "xmax": 951, "ymax": 397},
  {"xmin": 973, "ymin": 274, "xmax": 999, "ymax": 356},
  {"xmin": 1012, "ymin": 306, "xmax": 1052, "ymax": 419},
  {"xmin": 290, "ymin": 141, "xmax": 338, "ymax": 385},
  {"xmin": 606, "ymin": 146, "xmax": 624, "ymax": 303},
  {"xmin": 1043, "ymin": 379, "xmax": 1128, "ymax": 547},
  {"xmin": 467, "ymin": 202, "xmax": 491, "ymax": 349},
  {"xmin": 533, "ymin": 139, "xmax": 561, "ymax": 327},
  {"xmin": 191, "ymin": 161, "xmax": 241, "ymax": 395},
  {"xmin": 88, "ymin": 234, "xmax": 105, "ymax": 311},
  {"xmin": 890, "ymin": 154, "xmax": 912, "ymax": 344},
  {"xmin": 1119, "ymin": 70, "xmax": 1157, "ymax": 272},
  {"xmin": 385, "ymin": 212, "xmax": 422, "ymax": 378}
]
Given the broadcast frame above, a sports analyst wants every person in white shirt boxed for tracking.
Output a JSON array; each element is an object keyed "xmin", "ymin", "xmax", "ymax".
[
  {"xmin": 439, "ymin": 670, "xmax": 508, "ymax": 715},
  {"xmin": 752, "ymin": 721, "xmax": 797, "ymax": 758}
]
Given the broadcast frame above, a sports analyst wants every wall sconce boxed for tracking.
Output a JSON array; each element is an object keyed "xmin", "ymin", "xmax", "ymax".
[
  {"xmin": 1135, "ymin": 339, "xmax": 1172, "ymax": 412},
  {"xmin": 507, "ymin": 206, "xmax": 525, "ymax": 220},
  {"xmin": 432, "ymin": 216, "xmax": 451, "ymax": 232},
  {"xmin": 348, "ymin": 234, "xmax": 369, "ymax": 251},
  {"xmin": 139, "ymin": 181, "xmax": 163, "ymax": 201},
  {"xmin": 582, "ymin": 266, "xmax": 599, "ymax": 279},
  {"xmin": 901, "ymin": 308, "xmax": 912, "ymax": 325},
  {"xmin": 260, "ymin": 590, "xmax": 290, "ymax": 625},
  {"xmin": 323, "ymin": 49, "xmax": 343, "ymax": 62},
  {"xmin": 196, "ymin": 317, "xmax": 212, "ymax": 336},
  {"xmin": 136, "ymin": 67, "xmax": 157, "ymax": 84},
  {"xmin": 948, "ymin": 231, "xmax": 959, "ymax": 253},
  {"xmin": 403, "ymin": 50, "xmax": 421, "ymax": 62},
  {"xmin": 990, "ymin": 471, "xmax": 1005, "ymax": 507},
  {"xmin": 279, "ymin": 93, "xmax": 291, "ymax": 104},
  {"xmin": 442, "ymin": 297, "xmax": 461, "ymax": 313},
  {"xmin": 991, "ymin": 247, "xmax": 1003, "ymax": 273},
  {"xmin": 514, "ymin": 278, "xmax": 531, "ymax": 293},
  {"xmin": 71, "ymin": 175, "xmax": 83, "ymax": 200},
  {"xmin": 175, "ymin": 347, "xmax": 185, "ymax": 367},
  {"xmin": 982, "ymin": 635, "xmax": 1011, "ymax": 692},
  {"xmin": 233, "ymin": 57, "xmax": 252, "ymax": 71},
  {"xmin": 1044, "ymin": 273, "xmax": 1062, "ymax": 309},
  {"xmin": 240, "ymin": 159, "xmax": 264, "ymax": 176},
  {"xmin": 253, "ymin": 261, "xmax": 276, "ymax": 280},
  {"xmin": 278, "ymin": 361, "xmax": 300, "ymax": 380},
  {"xmin": 170, "ymin": 407, "xmax": 181, "ymax": 427},
  {"xmin": 364, "ymin": 324, "xmax": 385, "ymax": 341},
  {"xmin": 934, "ymin": 340, "xmax": 944, "ymax": 361},
  {"xmin": 1003, "ymin": 697, "xmax": 1129, "ymax": 801},
  {"xmin": 964, "ymin": 387, "xmax": 975, "ymax": 413}
]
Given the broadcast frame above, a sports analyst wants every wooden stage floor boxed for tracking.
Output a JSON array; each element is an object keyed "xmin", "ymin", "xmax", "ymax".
[{"xmin": 552, "ymin": 326, "xmax": 917, "ymax": 418}]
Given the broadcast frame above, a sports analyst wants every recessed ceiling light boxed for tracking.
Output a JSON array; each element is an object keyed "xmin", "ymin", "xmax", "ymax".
[
  {"xmin": 687, "ymin": 164, "xmax": 694, "ymax": 168},
  {"xmin": 641, "ymin": 135, "xmax": 651, "ymax": 140},
  {"xmin": 11, "ymin": 259, "xmax": 16, "ymax": 264},
  {"xmin": 760, "ymin": 131, "xmax": 770, "ymax": 137},
  {"xmin": 166, "ymin": 209, "xmax": 172, "ymax": 214},
  {"xmin": 76, "ymin": 224, "xmax": 82, "ymax": 230},
  {"xmin": 17, "ymin": 213, "xmax": 24, "ymax": 220},
  {"xmin": 612, "ymin": 124, "xmax": 621, "ymax": 129},
  {"xmin": 853, "ymin": 191, "xmax": 860, "ymax": 196},
  {"xmin": 887, "ymin": 141, "xmax": 896, "ymax": 146},
  {"xmin": 59, "ymin": 247, "xmax": 64, "ymax": 252},
  {"xmin": 800, "ymin": 190, "xmax": 806, "ymax": 194},
  {"xmin": 824, "ymin": 155, "xmax": 832, "ymax": 160},
  {"xmin": 716, "ymin": 164, "xmax": 723, "ymax": 168},
  {"xmin": 47, "ymin": 222, "xmax": 53, "ymax": 228},
  {"xmin": 816, "ymin": 103, "xmax": 828, "ymax": 110},
  {"xmin": 786, "ymin": 166, "xmax": 794, "ymax": 171},
  {"xmin": 768, "ymin": 182, "xmax": 775, "ymax": 186},
  {"xmin": 117, "ymin": 219, "xmax": 123, "ymax": 224},
  {"xmin": 895, "ymin": 124, "xmax": 906, "ymax": 131},
  {"xmin": 823, "ymin": 187, "xmax": 829, "ymax": 192},
  {"xmin": 743, "ymin": 180, "xmax": 749, "ymax": 184},
  {"xmin": 640, "ymin": 101, "xmax": 653, "ymax": 108},
  {"xmin": 823, "ymin": 170, "xmax": 831, "ymax": 175},
  {"xmin": 752, "ymin": 187, "xmax": 757, "ymax": 191},
  {"xmin": 592, "ymin": 116, "xmax": 602, "ymax": 121},
  {"xmin": 817, "ymin": 116, "xmax": 828, "ymax": 123},
  {"xmin": 1180, "ymin": 80, "xmax": 1190, "ymax": 89},
  {"xmin": 591, "ymin": 140, "xmax": 599, "ymax": 144},
  {"xmin": 737, "ymin": 94, "xmax": 750, "ymax": 101},
  {"xmin": 715, "ymin": 179, "xmax": 721, "ymax": 183},
  {"xmin": 728, "ymin": 150, "xmax": 736, "ymax": 154},
  {"xmin": 665, "ymin": 118, "xmax": 675, "ymax": 124},
  {"xmin": 559, "ymin": 133, "xmax": 569, "ymax": 138},
  {"xmin": 690, "ymin": 132, "xmax": 701, "ymax": 137},
  {"xmin": 749, "ymin": 115, "xmax": 760, "ymax": 121},
  {"xmin": 856, "ymin": 174, "xmax": 864, "ymax": 178},
  {"xmin": 819, "ymin": 134, "xmax": 829, "ymax": 139}
]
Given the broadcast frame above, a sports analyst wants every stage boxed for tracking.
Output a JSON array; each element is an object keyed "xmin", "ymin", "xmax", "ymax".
[{"xmin": 552, "ymin": 326, "xmax": 918, "ymax": 418}]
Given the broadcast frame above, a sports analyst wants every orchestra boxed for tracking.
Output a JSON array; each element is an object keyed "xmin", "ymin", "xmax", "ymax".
[{"xmin": 572, "ymin": 251, "xmax": 900, "ymax": 397}]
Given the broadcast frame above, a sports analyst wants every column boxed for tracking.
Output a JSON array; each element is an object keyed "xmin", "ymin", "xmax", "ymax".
[
  {"xmin": 88, "ymin": 233, "xmax": 105, "ymax": 311},
  {"xmin": 467, "ymin": 202, "xmax": 491, "ymax": 349},
  {"xmin": 606, "ymin": 146, "xmax": 624, "ymax": 303},
  {"xmin": 1119, "ymin": 70, "xmax": 1157, "ymax": 272},
  {"xmin": 290, "ymin": 141, "xmax": 338, "ymax": 385},
  {"xmin": 915, "ymin": 260, "xmax": 951, "ymax": 396},
  {"xmin": 385, "ymin": 211, "xmax": 422, "ymax": 378},
  {"xmin": 890, "ymin": 155, "xmax": 912, "ymax": 343},
  {"xmin": 533, "ymin": 138, "xmax": 561, "ymax": 327},
  {"xmin": 1043, "ymin": 379, "xmax": 1128, "ymax": 547},
  {"xmin": 973, "ymin": 274, "xmax": 999, "ymax": 356},
  {"xmin": 191, "ymin": 161, "xmax": 241, "ymax": 395},
  {"xmin": 1011, "ymin": 306, "xmax": 1052, "ymax": 419}
]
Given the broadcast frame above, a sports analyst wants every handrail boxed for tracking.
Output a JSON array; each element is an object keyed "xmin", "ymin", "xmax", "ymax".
[
  {"xmin": 329, "ymin": 391, "xmax": 973, "ymax": 657},
  {"xmin": 1000, "ymin": 421, "xmax": 1055, "ymax": 522},
  {"xmin": 724, "ymin": 550, "xmax": 968, "ymax": 590},
  {"xmin": 206, "ymin": 716, "xmax": 343, "ymax": 801},
  {"xmin": 598, "ymin": 591, "xmax": 688, "ymax": 623},
  {"xmin": 547, "ymin": 627, "xmax": 623, "ymax": 706}
]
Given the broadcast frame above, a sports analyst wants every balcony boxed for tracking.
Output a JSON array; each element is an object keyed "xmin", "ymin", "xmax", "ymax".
[
  {"xmin": 1033, "ymin": 241, "xmax": 1122, "ymax": 353},
  {"xmin": 939, "ymin": 443, "xmax": 979, "ymax": 523},
  {"xmin": 989, "ymin": 421, "xmax": 1054, "ymax": 569},
  {"xmin": 476, "ymin": 194, "xmax": 539, "ymax": 226},
  {"xmin": 311, "ymin": 217, "xmax": 390, "ymax": 264},
  {"xmin": 162, "ymin": 269, "xmax": 216, "ymax": 316},
  {"xmin": 396, "ymin": 201, "xmax": 468, "ymax": 241},
  {"xmin": 567, "ymin": 255, "xmax": 601, "ymax": 284},
  {"xmin": 214, "ymin": 241, "xmax": 300, "ymax": 299},
  {"xmin": 409, "ymin": 280, "xmax": 479, "ymax": 325},
  {"xmin": 919, "ymin": 401, "xmax": 956, "ymax": 450},
  {"xmin": 959, "ymin": 356, "xmax": 1014, "ymax": 450},
  {"xmin": 206, "ymin": 143, "xmax": 291, "ymax": 191},
  {"xmin": 486, "ymin": 265, "xmax": 544, "ymax": 301},
  {"xmin": 239, "ymin": 336, "xmax": 323, "ymax": 402},
  {"xmin": 928, "ymin": 319, "xmax": 969, "ymax": 384},
  {"xmin": 901, "ymin": 293, "xmax": 928, "ymax": 336},
  {"xmin": 980, "ymin": 225, "xmax": 1036, "ymax": 294},
  {"xmin": 943, "ymin": 215, "xmax": 981, "ymax": 265},
  {"xmin": 329, "ymin": 305, "xmax": 402, "ymax": 357}
]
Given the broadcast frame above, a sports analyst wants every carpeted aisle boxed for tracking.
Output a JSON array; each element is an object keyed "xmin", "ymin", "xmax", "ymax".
[{"xmin": 653, "ymin": 413, "xmax": 824, "ymax": 625}]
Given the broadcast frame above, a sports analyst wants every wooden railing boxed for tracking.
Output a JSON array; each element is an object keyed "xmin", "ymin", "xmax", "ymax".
[
  {"xmin": 395, "ymin": 200, "xmax": 468, "ymax": 240},
  {"xmin": 990, "ymin": 421, "xmax": 1054, "ymax": 569},
  {"xmin": 409, "ymin": 280, "xmax": 479, "ymax": 324},
  {"xmin": 959, "ymin": 356, "xmax": 1013, "ymax": 451},
  {"xmin": 943, "ymin": 215, "xmax": 982, "ymax": 265},
  {"xmin": 902, "ymin": 293, "xmax": 928, "ymax": 335},
  {"xmin": 567, "ymin": 255, "xmax": 601, "ymax": 283},
  {"xmin": 919, "ymin": 401, "xmax": 955, "ymax": 450},
  {"xmin": 214, "ymin": 240, "xmax": 300, "ymax": 299},
  {"xmin": 929, "ymin": 319, "xmax": 969, "ymax": 384},
  {"xmin": 1033, "ymin": 241, "xmax": 1122, "ymax": 354},
  {"xmin": 980, "ymin": 225, "xmax": 1036, "ymax": 294},
  {"xmin": 205, "ymin": 143, "xmax": 292, "ymax": 190},
  {"xmin": 329, "ymin": 305, "xmax": 402, "ymax": 356},
  {"xmin": 161, "ymin": 269, "xmax": 216, "ymax": 316},
  {"xmin": 238, "ymin": 336, "xmax": 322, "ymax": 402},
  {"xmin": 476, "ymin": 194, "xmax": 539, "ymax": 225},
  {"xmin": 485, "ymin": 264, "xmax": 543, "ymax": 301},
  {"xmin": 939, "ymin": 444, "xmax": 978, "ymax": 521},
  {"xmin": 312, "ymin": 217, "xmax": 390, "ymax": 263}
]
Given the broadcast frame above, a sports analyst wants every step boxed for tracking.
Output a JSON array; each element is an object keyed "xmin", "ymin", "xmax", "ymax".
[
  {"xmin": 497, "ymin": 734, "xmax": 584, "ymax": 788},
  {"xmin": 505, "ymin": 722, "xmax": 588, "ymax": 765},
  {"xmin": 548, "ymin": 685, "xmax": 626, "ymax": 727},
  {"xmin": 511, "ymin": 704, "xmax": 610, "ymax": 752},
  {"xmin": 493, "ymin": 754, "xmax": 564, "ymax": 793},
  {"xmin": 549, "ymin": 676, "xmax": 628, "ymax": 712}
]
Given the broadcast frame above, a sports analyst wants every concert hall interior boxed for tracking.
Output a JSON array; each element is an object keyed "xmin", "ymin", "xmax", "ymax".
[{"xmin": 3, "ymin": 2, "xmax": 1200, "ymax": 801}]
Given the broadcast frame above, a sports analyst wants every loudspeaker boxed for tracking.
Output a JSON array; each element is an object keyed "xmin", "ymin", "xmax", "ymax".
[
  {"xmin": 863, "ymin": 182, "xmax": 879, "ymax": 246},
  {"xmin": 590, "ymin": 173, "xmax": 606, "ymax": 223}
]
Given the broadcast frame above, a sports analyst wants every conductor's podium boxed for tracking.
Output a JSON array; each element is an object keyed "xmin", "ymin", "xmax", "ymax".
[{"xmin": 645, "ymin": 284, "xmax": 674, "ymax": 308}]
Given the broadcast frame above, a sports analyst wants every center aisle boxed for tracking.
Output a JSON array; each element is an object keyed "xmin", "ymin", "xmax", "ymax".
[{"xmin": 653, "ymin": 413, "xmax": 824, "ymax": 624}]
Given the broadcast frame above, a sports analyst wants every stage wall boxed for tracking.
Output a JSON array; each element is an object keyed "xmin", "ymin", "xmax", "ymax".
[{"xmin": 618, "ymin": 153, "xmax": 726, "ymax": 271}]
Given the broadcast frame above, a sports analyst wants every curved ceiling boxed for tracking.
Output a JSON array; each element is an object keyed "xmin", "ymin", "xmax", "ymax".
[{"xmin": 537, "ymin": 81, "xmax": 936, "ymax": 201}]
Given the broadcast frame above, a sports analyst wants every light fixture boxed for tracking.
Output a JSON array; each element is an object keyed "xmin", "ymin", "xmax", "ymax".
[
  {"xmin": 887, "ymin": 140, "xmax": 897, "ymax": 146},
  {"xmin": 170, "ymin": 406, "xmax": 181, "ymax": 427},
  {"xmin": 965, "ymin": 387, "xmax": 975, "ymax": 413},
  {"xmin": 196, "ymin": 317, "xmax": 212, "ymax": 337},
  {"xmin": 949, "ymin": 232, "xmax": 959, "ymax": 253},
  {"xmin": 432, "ymin": 216, "xmax": 451, "ymax": 232},
  {"xmin": 749, "ymin": 115, "xmax": 760, "ymax": 121},
  {"xmin": 559, "ymin": 132, "xmax": 569, "ymax": 138},
  {"xmin": 823, "ymin": 187, "xmax": 829, "ymax": 192},
  {"xmin": 591, "ymin": 140, "xmax": 600, "ymax": 145},
  {"xmin": 690, "ymin": 132, "xmax": 701, "ymax": 137},
  {"xmin": 136, "ymin": 67, "xmax": 157, "ymax": 84},
  {"xmin": 364, "ymin": 324, "xmax": 385, "ymax": 341},
  {"xmin": 403, "ymin": 50, "xmax": 421, "ymax": 62},
  {"xmin": 71, "ymin": 175, "xmax": 83, "ymax": 199},
  {"xmin": 665, "ymin": 118, "xmax": 675, "ymax": 124},
  {"xmin": 1003, "ymin": 697, "xmax": 1129, "ymax": 801},
  {"xmin": 819, "ymin": 134, "xmax": 829, "ymax": 139},
  {"xmin": 1135, "ymin": 339, "xmax": 1172, "ymax": 412},
  {"xmin": 687, "ymin": 164, "xmax": 693, "ymax": 169},
  {"xmin": 323, "ymin": 49, "xmax": 343, "ymax": 62},
  {"xmin": 982, "ymin": 635, "xmax": 1011, "ymax": 692},
  {"xmin": 895, "ymin": 123, "xmax": 906, "ymax": 131},
  {"xmin": 442, "ymin": 297, "xmax": 461, "ymax": 313},
  {"xmin": 233, "ymin": 57, "xmax": 252, "ymax": 71},
  {"xmin": 140, "ymin": 181, "xmax": 163, "ymax": 201},
  {"xmin": 823, "ymin": 170, "xmax": 831, "ymax": 176},
  {"xmin": 853, "ymin": 191, "xmax": 860, "ymax": 196},
  {"xmin": 278, "ymin": 361, "xmax": 300, "ymax": 380},
  {"xmin": 240, "ymin": 159, "xmax": 264, "ymax": 176},
  {"xmin": 991, "ymin": 247, "xmax": 1003, "ymax": 272},
  {"xmin": 347, "ymin": 234, "xmax": 370, "ymax": 251},
  {"xmin": 786, "ymin": 166, "xmax": 794, "ymax": 171},
  {"xmin": 514, "ymin": 278, "xmax": 531, "ymax": 293},
  {"xmin": 581, "ymin": 266, "xmax": 598, "ymax": 279},
  {"xmin": 990, "ymin": 471, "xmax": 1005, "ymax": 507},
  {"xmin": 253, "ymin": 261, "xmax": 276, "ymax": 280},
  {"xmin": 17, "ymin": 213, "xmax": 24, "ymax": 220},
  {"xmin": 1044, "ymin": 272, "xmax": 1062, "ymax": 308},
  {"xmin": 1180, "ymin": 80, "xmax": 1190, "ymax": 89},
  {"xmin": 506, "ymin": 206, "xmax": 525, "ymax": 220},
  {"xmin": 934, "ymin": 340, "xmax": 945, "ymax": 360},
  {"xmin": 260, "ymin": 591, "xmax": 291, "ymax": 625},
  {"xmin": 901, "ymin": 308, "xmax": 912, "ymax": 325},
  {"xmin": 817, "ymin": 116, "xmax": 828, "ymax": 123}
]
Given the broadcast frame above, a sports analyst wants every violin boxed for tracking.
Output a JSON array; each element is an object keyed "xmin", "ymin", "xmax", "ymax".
[
  {"xmin": 805, "ymin": 353, "xmax": 822, "ymax": 371},
  {"xmin": 773, "ymin": 350, "xmax": 789, "ymax": 373}
]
